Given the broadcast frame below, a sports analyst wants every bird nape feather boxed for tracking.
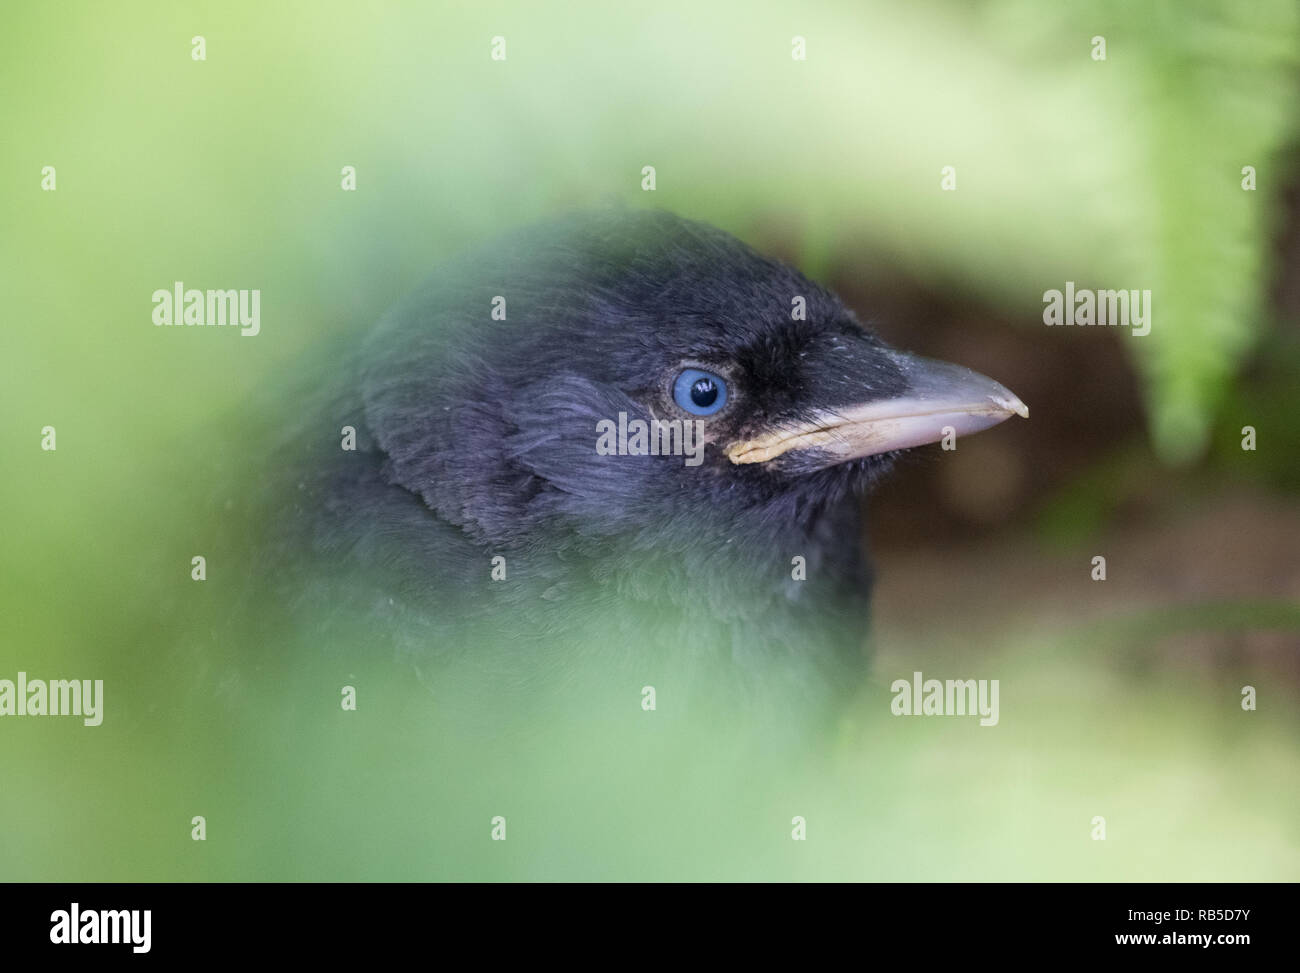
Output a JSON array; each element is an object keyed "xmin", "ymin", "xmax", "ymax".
[{"xmin": 211, "ymin": 209, "xmax": 1026, "ymax": 739}]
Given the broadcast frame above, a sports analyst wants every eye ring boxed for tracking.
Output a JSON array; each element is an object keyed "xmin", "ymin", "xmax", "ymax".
[{"xmin": 673, "ymin": 368, "xmax": 728, "ymax": 416}]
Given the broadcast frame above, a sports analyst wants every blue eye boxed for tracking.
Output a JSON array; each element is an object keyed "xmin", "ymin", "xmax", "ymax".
[{"xmin": 673, "ymin": 368, "xmax": 728, "ymax": 416}]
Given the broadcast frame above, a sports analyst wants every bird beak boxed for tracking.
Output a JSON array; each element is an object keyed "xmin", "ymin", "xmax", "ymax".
[{"xmin": 725, "ymin": 351, "xmax": 1028, "ymax": 466}]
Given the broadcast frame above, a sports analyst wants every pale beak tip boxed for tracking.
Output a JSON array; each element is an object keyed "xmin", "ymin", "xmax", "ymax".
[{"xmin": 990, "ymin": 390, "xmax": 1029, "ymax": 420}]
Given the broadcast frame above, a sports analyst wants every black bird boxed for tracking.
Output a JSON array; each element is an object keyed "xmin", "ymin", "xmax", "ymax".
[{"xmin": 240, "ymin": 209, "xmax": 1026, "ymax": 731}]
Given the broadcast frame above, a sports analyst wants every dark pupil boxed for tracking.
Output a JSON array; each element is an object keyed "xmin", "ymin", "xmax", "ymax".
[{"xmin": 690, "ymin": 378, "xmax": 718, "ymax": 407}]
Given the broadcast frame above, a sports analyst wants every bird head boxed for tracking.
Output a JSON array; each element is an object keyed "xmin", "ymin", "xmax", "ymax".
[{"xmin": 361, "ymin": 210, "xmax": 1026, "ymax": 555}]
